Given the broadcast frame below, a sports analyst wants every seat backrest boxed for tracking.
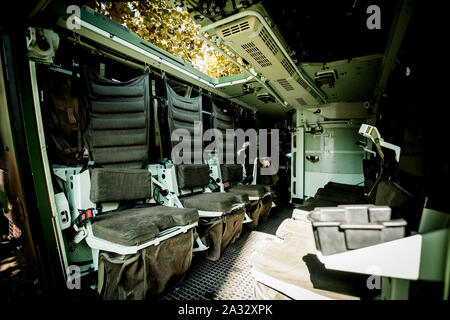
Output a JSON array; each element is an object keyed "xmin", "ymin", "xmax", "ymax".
[
  {"xmin": 83, "ymin": 66, "xmax": 150, "ymax": 169},
  {"xmin": 82, "ymin": 67, "xmax": 152, "ymax": 204},
  {"xmin": 165, "ymin": 81, "xmax": 210, "ymax": 190},
  {"xmin": 211, "ymin": 102, "xmax": 244, "ymax": 184},
  {"xmin": 212, "ymin": 101, "xmax": 236, "ymax": 161}
]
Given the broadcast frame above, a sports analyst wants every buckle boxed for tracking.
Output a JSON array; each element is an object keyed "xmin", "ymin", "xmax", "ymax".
[
  {"xmin": 223, "ymin": 182, "xmax": 231, "ymax": 190},
  {"xmin": 76, "ymin": 208, "xmax": 96, "ymax": 226}
]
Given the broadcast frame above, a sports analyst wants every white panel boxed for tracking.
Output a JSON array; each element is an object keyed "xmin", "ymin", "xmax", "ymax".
[
  {"xmin": 304, "ymin": 125, "xmax": 364, "ymax": 197},
  {"xmin": 318, "ymin": 235, "xmax": 422, "ymax": 280},
  {"xmin": 55, "ymin": 193, "xmax": 71, "ymax": 230},
  {"xmin": 72, "ymin": 170, "xmax": 95, "ymax": 219}
]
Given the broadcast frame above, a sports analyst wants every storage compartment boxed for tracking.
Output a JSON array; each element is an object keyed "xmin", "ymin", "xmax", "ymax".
[
  {"xmin": 97, "ymin": 229, "xmax": 194, "ymax": 300},
  {"xmin": 309, "ymin": 205, "xmax": 407, "ymax": 255}
]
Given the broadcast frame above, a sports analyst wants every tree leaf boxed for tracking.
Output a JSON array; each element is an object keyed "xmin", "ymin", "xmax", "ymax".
[{"xmin": 92, "ymin": 0, "xmax": 244, "ymax": 78}]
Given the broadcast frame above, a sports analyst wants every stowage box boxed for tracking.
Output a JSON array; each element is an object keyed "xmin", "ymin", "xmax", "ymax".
[{"xmin": 309, "ymin": 205, "xmax": 407, "ymax": 256}]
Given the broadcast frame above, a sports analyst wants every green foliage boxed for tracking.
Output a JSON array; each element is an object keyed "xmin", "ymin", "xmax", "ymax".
[{"xmin": 90, "ymin": 1, "xmax": 244, "ymax": 78}]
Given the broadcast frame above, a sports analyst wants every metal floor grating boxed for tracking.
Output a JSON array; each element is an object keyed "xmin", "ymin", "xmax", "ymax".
[{"xmin": 160, "ymin": 204, "xmax": 294, "ymax": 300}]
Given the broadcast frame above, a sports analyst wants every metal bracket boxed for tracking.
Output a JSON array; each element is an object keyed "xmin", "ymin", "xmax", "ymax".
[
  {"xmin": 243, "ymin": 213, "xmax": 253, "ymax": 224},
  {"xmin": 193, "ymin": 236, "xmax": 209, "ymax": 252},
  {"xmin": 73, "ymin": 227, "xmax": 87, "ymax": 244}
]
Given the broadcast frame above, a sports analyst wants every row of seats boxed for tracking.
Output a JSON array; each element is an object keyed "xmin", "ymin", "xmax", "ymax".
[
  {"xmin": 60, "ymin": 66, "xmax": 274, "ymax": 299},
  {"xmin": 210, "ymin": 101, "xmax": 274, "ymax": 229},
  {"xmin": 161, "ymin": 77, "xmax": 274, "ymax": 259}
]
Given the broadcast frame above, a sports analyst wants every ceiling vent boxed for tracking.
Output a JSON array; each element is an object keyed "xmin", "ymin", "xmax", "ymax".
[
  {"xmin": 221, "ymin": 20, "xmax": 250, "ymax": 37},
  {"xmin": 280, "ymin": 58, "xmax": 295, "ymax": 76},
  {"xmin": 276, "ymin": 79, "xmax": 294, "ymax": 91},
  {"xmin": 216, "ymin": 16, "xmax": 321, "ymax": 107},
  {"xmin": 241, "ymin": 42, "xmax": 272, "ymax": 67}
]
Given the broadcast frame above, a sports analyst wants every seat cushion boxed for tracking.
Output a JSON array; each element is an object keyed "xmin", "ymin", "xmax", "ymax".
[
  {"xmin": 179, "ymin": 192, "xmax": 243, "ymax": 212},
  {"xmin": 265, "ymin": 185, "xmax": 275, "ymax": 193},
  {"xmin": 292, "ymin": 209, "xmax": 311, "ymax": 223},
  {"xmin": 91, "ymin": 206, "xmax": 198, "ymax": 246},
  {"xmin": 324, "ymin": 181, "xmax": 365, "ymax": 194},
  {"xmin": 225, "ymin": 188, "xmax": 250, "ymax": 203},
  {"xmin": 275, "ymin": 218, "xmax": 310, "ymax": 240},
  {"xmin": 315, "ymin": 188, "xmax": 366, "ymax": 204},
  {"xmin": 228, "ymin": 184, "xmax": 266, "ymax": 197},
  {"xmin": 296, "ymin": 198, "xmax": 341, "ymax": 213},
  {"xmin": 251, "ymin": 220, "xmax": 361, "ymax": 300}
]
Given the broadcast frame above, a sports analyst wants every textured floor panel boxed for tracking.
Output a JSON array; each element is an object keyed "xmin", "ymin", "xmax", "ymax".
[{"xmin": 160, "ymin": 204, "xmax": 294, "ymax": 300}]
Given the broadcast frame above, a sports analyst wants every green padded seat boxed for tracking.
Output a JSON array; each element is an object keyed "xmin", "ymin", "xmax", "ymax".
[
  {"xmin": 179, "ymin": 192, "xmax": 246, "ymax": 212},
  {"xmin": 227, "ymin": 184, "xmax": 266, "ymax": 197},
  {"xmin": 224, "ymin": 189, "xmax": 250, "ymax": 203},
  {"xmin": 91, "ymin": 206, "xmax": 198, "ymax": 246}
]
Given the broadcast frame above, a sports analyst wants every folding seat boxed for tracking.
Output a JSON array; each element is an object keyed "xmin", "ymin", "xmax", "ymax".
[
  {"xmin": 251, "ymin": 180, "xmax": 406, "ymax": 300},
  {"xmin": 67, "ymin": 66, "xmax": 199, "ymax": 299},
  {"xmin": 292, "ymin": 181, "xmax": 367, "ymax": 216},
  {"xmin": 251, "ymin": 217, "xmax": 363, "ymax": 300},
  {"xmin": 151, "ymin": 80, "xmax": 248, "ymax": 261},
  {"xmin": 210, "ymin": 101, "xmax": 274, "ymax": 228}
]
